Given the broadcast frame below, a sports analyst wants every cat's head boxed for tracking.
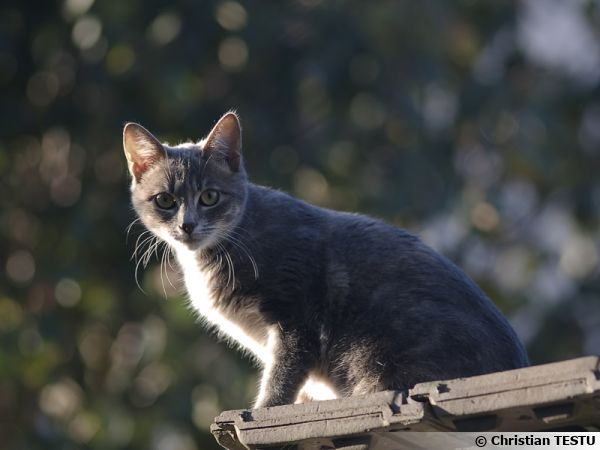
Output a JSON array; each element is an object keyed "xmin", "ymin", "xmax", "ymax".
[{"xmin": 123, "ymin": 112, "xmax": 247, "ymax": 252}]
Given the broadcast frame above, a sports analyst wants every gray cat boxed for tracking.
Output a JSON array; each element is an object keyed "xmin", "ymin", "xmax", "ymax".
[{"xmin": 123, "ymin": 112, "xmax": 529, "ymax": 408}]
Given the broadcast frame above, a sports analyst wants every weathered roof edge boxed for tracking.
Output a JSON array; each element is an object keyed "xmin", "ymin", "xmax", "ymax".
[{"xmin": 212, "ymin": 356, "xmax": 600, "ymax": 449}]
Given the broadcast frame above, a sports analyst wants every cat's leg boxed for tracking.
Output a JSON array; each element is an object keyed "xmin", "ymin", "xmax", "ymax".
[
  {"xmin": 330, "ymin": 347, "xmax": 398, "ymax": 397},
  {"xmin": 254, "ymin": 327, "xmax": 314, "ymax": 408}
]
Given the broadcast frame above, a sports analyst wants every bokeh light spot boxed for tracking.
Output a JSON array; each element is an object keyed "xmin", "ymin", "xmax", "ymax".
[
  {"xmin": 130, "ymin": 363, "xmax": 173, "ymax": 407},
  {"xmin": 142, "ymin": 315, "xmax": 167, "ymax": 361},
  {"xmin": 471, "ymin": 201, "xmax": 500, "ymax": 232},
  {"xmin": 55, "ymin": 278, "xmax": 82, "ymax": 307},
  {"xmin": 422, "ymin": 83, "xmax": 458, "ymax": 132},
  {"xmin": 493, "ymin": 247, "xmax": 533, "ymax": 292},
  {"xmin": 18, "ymin": 327, "xmax": 43, "ymax": 356},
  {"xmin": 40, "ymin": 128, "xmax": 70, "ymax": 183},
  {"xmin": 147, "ymin": 11, "xmax": 182, "ymax": 46},
  {"xmin": 294, "ymin": 167, "xmax": 330, "ymax": 205},
  {"xmin": 62, "ymin": 0, "xmax": 95, "ymax": 20},
  {"xmin": 0, "ymin": 297, "xmax": 24, "ymax": 333},
  {"xmin": 111, "ymin": 322, "xmax": 145, "ymax": 370},
  {"xmin": 192, "ymin": 384, "xmax": 220, "ymax": 430},
  {"xmin": 215, "ymin": 1, "xmax": 248, "ymax": 31},
  {"xmin": 39, "ymin": 378, "xmax": 83, "ymax": 422},
  {"xmin": 6, "ymin": 250, "xmax": 35, "ymax": 284},
  {"xmin": 72, "ymin": 15, "xmax": 102, "ymax": 50},
  {"xmin": 105, "ymin": 45, "xmax": 136, "ymax": 75},
  {"xmin": 78, "ymin": 323, "xmax": 111, "ymax": 369},
  {"xmin": 560, "ymin": 234, "xmax": 598, "ymax": 279},
  {"xmin": 68, "ymin": 410, "xmax": 100, "ymax": 443},
  {"xmin": 218, "ymin": 37, "xmax": 248, "ymax": 72},
  {"xmin": 151, "ymin": 425, "xmax": 197, "ymax": 450}
]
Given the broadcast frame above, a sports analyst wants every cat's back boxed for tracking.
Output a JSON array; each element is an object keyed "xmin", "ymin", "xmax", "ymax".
[{"xmin": 247, "ymin": 186, "xmax": 500, "ymax": 313}]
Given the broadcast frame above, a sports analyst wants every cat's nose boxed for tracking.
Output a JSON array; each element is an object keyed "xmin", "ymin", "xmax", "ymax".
[{"xmin": 180, "ymin": 222, "xmax": 195, "ymax": 235}]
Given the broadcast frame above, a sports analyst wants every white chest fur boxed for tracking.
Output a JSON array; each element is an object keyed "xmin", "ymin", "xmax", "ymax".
[
  {"xmin": 173, "ymin": 243, "xmax": 337, "ymax": 403},
  {"xmin": 174, "ymin": 245, "xmax": 273, "ymax": 366}
]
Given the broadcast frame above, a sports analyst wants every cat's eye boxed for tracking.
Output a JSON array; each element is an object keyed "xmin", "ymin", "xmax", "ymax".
[
  {"xmin": 199, "ymin": 189, "xmax": 220, "ymax": 206},
  {"xmin": 154, "ymin": 192, "xmax": 177, "ymax": 209}
]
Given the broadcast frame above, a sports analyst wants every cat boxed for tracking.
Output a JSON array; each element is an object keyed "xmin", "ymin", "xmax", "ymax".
[{"xmin": 123, "ymin": 112, "xmax": 529, "ymax": 408}]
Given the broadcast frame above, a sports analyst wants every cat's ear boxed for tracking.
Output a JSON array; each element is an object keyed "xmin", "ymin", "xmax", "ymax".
[
  {"xmin": 202, "ymin": 112, "xmax": 242, "ymax": 172},
  {"xmin": 123, "ymin": 123, "xmax": 166, "ymax": 183}
]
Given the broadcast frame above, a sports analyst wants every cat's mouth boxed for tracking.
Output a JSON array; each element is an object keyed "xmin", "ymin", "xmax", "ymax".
[
  {"xmin": 174, "ymin": 233, "xmax": 203, "ymax": 249},
  {"xmin": 175, "ymin": 231, "xmax": 219, "ymax": 251}
]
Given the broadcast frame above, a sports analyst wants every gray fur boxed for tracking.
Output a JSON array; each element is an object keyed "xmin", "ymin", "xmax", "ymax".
[{"xmin": 124, "ymin": 113, "xmax": 529, "ymax": 408}]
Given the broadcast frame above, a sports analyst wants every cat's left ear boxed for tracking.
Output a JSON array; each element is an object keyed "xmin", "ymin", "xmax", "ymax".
[
  {"xmin": 123, "ymin": 123, "xmax": 166, "ymax": 184},
  {"xmin": 202, "ymin": 112, "xmax": 242, "ymax": 172}
]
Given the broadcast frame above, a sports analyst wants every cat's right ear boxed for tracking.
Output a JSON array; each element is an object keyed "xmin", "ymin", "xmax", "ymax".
[
  {"xmin": 123, "ymin": 123, "xmax": 165, "ymax": 184},
  {"xmin": 202, "ymin": 112, "xmax": 242, "ymax": 172}
]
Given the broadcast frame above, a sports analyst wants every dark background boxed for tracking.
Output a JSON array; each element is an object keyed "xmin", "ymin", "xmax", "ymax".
[{"xmin": 2, "ymin": 1, "xmax": 600, "ymax": 449}]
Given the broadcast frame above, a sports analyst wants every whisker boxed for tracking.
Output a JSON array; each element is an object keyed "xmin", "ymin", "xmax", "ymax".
[
  {"xmin": 227, "ymin": 225, "xmax": 259, "ymax": 244},
  {"xmin": 125, "ymin": 218, "xmax": 142, "ymax": 243},
  {"xmin": 159, "ymin": 241, "xmax": 169, "ymax": 299},
  {"xmin": 143, "ymin": 237, "xmax": 161, "ymax": 268},
  {"xmin": 163, "ymin": 242, "xmax": 177, "ymax": 290},
  {"xmin": 216, "ymin": 245, "xmax": 224, "ymax": 276},
  {"xmin": 132, "ymin": 232, "xmax": 153, "ymax": 262},
  {"xmin": 133, "ymin": 230, "xmax": 152, "ymax": 249},
  {"xmin": 216, "ymin": 242, "xmax": 235, "ymax": 289},
  {"xmin": 129, "ymin": 226, "xmax": 155, "ymax": 294},
  {"xmin": 139, "ymin": 236, "xmax": 155, "ymax": 267},
  {"xmin": 214, "ymin": 242, "xmax": 226, "ymax": 285},
  {"xmin": 210, "ymin": 226, "xmax": 259, "ymax": 281},
  {"xmin": 134, "ymin": 240, "xmax": 151, "ymax": 294},
  {"xmin": 128, "ymin": 222, "xmax": 178, "ymax": 296},
  {"xmin": 221, "ymin": 234, "xmax": 259, "ymax": 280},
  {"xmin": 217, "ymin": 242, "xmax": 231, "ymax": 288},
  {"xmin": 225, "ymin": 247, "xmax": 236, "ymax": 289},
  {"xmin": 166, "ymin": 245, "xmax": 177, "ymax": 272}
]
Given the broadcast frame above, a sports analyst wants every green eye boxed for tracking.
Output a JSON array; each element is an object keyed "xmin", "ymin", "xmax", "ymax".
[
  {"xmin": 154, "ymin": 192, "xmax": 176, "ymax": 209},
  {"xmin": 199, "ymin": 189, "xmax": 220, "ymax": 206}
]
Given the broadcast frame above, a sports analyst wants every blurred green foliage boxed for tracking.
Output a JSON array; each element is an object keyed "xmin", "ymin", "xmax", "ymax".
[{"xmin": 2, "ymin": 0, "xmax": 600, "ymax": 448}]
